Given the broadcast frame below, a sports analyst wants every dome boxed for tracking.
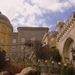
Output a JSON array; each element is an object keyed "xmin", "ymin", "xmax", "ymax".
[
  {"xmin": 0, "ymin": 12, "xmax": 10, "ymax": 23},
  {"xmin": 0, "ymin": 12, "xmax": 13, "ymax": 31},
  {"xmin": 56, "ymin": 20, "xmax": 64, "ymax": 27}
]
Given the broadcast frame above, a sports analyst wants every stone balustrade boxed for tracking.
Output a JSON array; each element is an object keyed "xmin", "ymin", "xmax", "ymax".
[{"xmin": 30, "ymin": 59, "xmax": 62, "ymax": 75}]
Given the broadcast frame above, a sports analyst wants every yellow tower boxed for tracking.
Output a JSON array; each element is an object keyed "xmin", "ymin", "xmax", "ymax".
[{"xmin": 0, "ymin": 12, "xmax": 13, "ymax": 52}]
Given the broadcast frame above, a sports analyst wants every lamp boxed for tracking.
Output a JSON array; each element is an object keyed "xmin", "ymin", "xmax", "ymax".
[
  {"xmin": 51, "ymin": 61, "xmax": 54, "ymax": 66},
  {"xmin": 45, "ymin": 60, "xmax": 47, "ymax": 63},
  {"xmin": 58, "ymin": 62, "xmax": 61, "ymax": 66},
  {"xmin": 38, "ymin": 59, "xmax": 40, "ymax": 62},
  {"xmin": 64, "ymin": 63, "xmax": 67, "ymax": 66}
]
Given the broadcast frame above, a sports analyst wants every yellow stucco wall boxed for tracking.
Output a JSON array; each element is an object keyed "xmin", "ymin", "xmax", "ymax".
[{"xmin": 0, "ymin": 20, "xmax": 13, "ymax": 52}]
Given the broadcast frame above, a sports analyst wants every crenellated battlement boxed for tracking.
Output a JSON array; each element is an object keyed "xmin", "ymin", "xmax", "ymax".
[{"xmin": 57, "ymin": 12, "xmax": 75, "ymax": 42}]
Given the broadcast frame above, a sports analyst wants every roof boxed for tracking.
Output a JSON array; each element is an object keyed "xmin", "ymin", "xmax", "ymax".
[{"xmin": 0, "ymin": 12, "xmax": 10, "ymax": 23}]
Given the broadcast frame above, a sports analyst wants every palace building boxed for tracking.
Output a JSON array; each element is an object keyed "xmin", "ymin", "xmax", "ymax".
[
  {"xmin": 7, "ymin": 27, "xmax": 49, "ymax": 60},
  {"xmin": 42, "ymin": 12, "xmax": 75, "ymax": 67},
  {"xmin": 0, "ymin": 11, "xmax": 75, "ymax": 66}
]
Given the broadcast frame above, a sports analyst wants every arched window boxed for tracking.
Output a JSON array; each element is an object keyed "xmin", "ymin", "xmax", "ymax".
[
  {"xmin": 0, "ymin": 38, "xmax": 4, "ymax": 43},
  {"xmin": 2, "ymin": 26, "xmax": 6, "ymax": 31},
  {"xmin": 21, "ymin": 37, "xmax": 25, "ymax": 43},
  {"xmin": 12, "ymin": 38, "xmax": 16, "ymax": 43}
]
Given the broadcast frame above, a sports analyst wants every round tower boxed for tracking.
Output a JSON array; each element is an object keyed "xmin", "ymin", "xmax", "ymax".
[
  {"xmin": 55, "ymin": 20, "xmax": 64, "ymax": 33},
  {"xmin": 0, "ymin": 12, "xmax": 13, "ymax": 52}
]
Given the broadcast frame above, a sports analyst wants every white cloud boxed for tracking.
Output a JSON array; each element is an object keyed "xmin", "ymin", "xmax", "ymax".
[
  {"xmin": 42, "ymin": 23, "xmax": 55, "ymax": 30},
  {"xmin": 0, "ymin": 0, "xmax": 24, "ymax": 20},
  {"xmin": 22, "ymin": 14, "xmax": 46, "ymax": 27},
  {"xmin": 69, "ymin": 0, "xmax": 75, "ymax": 5},
  {"xmin": 25, "ymin": 14, "xmax": 36, "ymax": 27},
  {"xmin": 31, "ymin": 0, "xmax": 75, "ymax": 12},
  {"xmin": 24, "ymin": 2, "xmax": 42, "ymax": 15},
  {"xmin": 18, "ymin": 17, "xmax": 25, "ymax": 25},
  {"xmin": 0, "ymin": 0, "xmax": 75, "ymax": 32}
]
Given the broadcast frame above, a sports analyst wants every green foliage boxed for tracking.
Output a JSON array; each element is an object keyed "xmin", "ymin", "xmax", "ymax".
[
  {"xmin": 60, "ymin": 66, "xmax": 68, "ymax": 75},
  {"xmin": 60, "ymin": 66, "xmax": 75, "ymax": 75},
  {"xmin": 67, "ymin": 66, "xmax": 75, "ymax": 75},
  {"xmin": 35, "ymin": 43, "xmax": 51, "ymax": 60},
  {"xmin": 0, "ymin": 50, "xmax": 6, "ymax": 69},
  {"xmin": 51, "ymin": 48, "xmax": 61, "ymax": 62},
  {"xmin": 32, "ymin": 64, "xmax": 41, "ymax": 71}
]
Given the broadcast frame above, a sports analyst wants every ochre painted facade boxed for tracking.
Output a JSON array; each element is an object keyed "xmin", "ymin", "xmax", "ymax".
[{"xmin": 0, "ymin": 12, "xmax": 13, "ymax": 52}]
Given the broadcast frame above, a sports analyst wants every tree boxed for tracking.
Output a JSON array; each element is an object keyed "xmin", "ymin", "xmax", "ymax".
[
  {"xmin": 0, "ymin": 49, "xmax": 6, "ymax": 69},
  {"xmin": 35, "ymin": 41, "xmax": 51, "ymax": 60},
  {"xmin": 51, "ymin": 48, "xmax": 61, "ymax": 62}
]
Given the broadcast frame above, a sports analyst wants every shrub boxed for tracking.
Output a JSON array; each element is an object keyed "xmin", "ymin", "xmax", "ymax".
[
  {"xmin": 32, "ymin": 64, "xmax": 41, "ymax": 72},
  {"xmin": 51, "ymin": 48, "xmax": 61, "ymax": 62},
  {"xmin": 60, "ymin": 65, "xmax": 75, "ymax": 75},
  {"xmin": 60, "ymin": 66, "xmax": 68, "ymax": 75},
  {"xmin": 0, "ymin": 64, "xmax": 23, "ymax": 75},
  {"xmin": 67, "ymin": 66, "xmax": 75, "ymax": 75}
]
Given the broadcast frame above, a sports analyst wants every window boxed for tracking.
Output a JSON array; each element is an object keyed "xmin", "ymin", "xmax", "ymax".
[
  {"xmin": 2, "ymin": 26, "xmax": 6, "ymax": 31},
  {"xmin": 21, "ymin": 37, "xmax": 25, "ymax": 43},
  {"xmin": 12, "ymin": 38, "xmax": 16, "ymax": 43},
  {"xmin": 21, "ymin": 45, "xmax": 25, "ymax": 50},
  {"xmin": 12, "ymin": 46, "xmax": 16, "ymax": 50},
  {"xmin": 0, "ymin": 38, "xmax": 4, "ymax": 43}
]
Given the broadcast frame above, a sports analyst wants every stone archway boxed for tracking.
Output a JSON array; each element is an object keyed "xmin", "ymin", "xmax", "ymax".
[{"xmin": 63, "ymin": 37, "xmax": 74, "ymax": 63}]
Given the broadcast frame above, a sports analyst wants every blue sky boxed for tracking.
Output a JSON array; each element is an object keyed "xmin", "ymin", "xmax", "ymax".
[{"xmin": 0, "ymin": 0, "xmax": 75, "ymax": 32}]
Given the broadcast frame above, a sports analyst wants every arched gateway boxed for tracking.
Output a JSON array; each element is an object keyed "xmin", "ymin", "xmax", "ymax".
[{"xmin": 63, "ymin": 37, "xmax": 74, "ymax": 64}]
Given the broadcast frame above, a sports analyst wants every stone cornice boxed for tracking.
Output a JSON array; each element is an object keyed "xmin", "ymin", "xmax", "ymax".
[
  {"xmin": 17, "ymin": 27, "xmax": 49, "ymax": 31},
  {"xmin": 9, "ymin": 32, "xmax": 18, "ymax": 34}
]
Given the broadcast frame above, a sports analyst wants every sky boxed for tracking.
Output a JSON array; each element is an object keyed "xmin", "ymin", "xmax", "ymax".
[{"xmin": 0, "ymin": 0, "xmax": 75, "ymax": 32}]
